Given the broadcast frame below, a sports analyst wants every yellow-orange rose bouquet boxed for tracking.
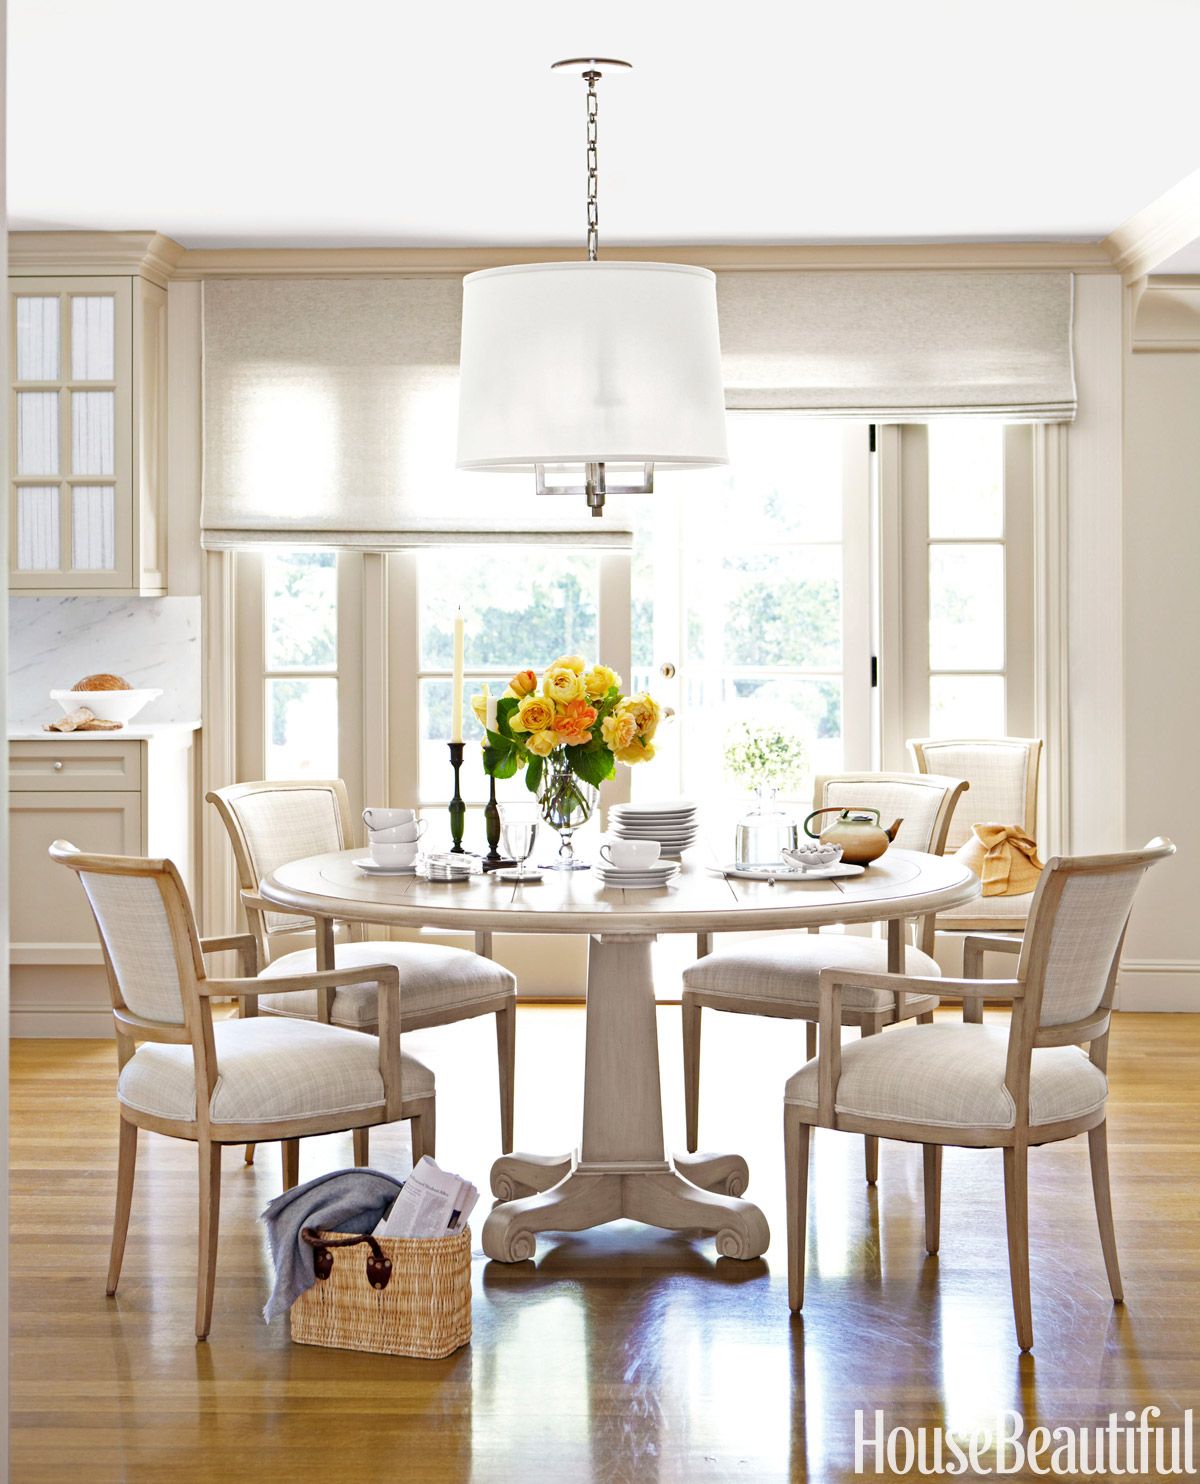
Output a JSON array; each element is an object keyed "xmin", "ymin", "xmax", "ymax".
[
  {"xmin": 473, "ymin": 656, "xmax": 660, "ymax": 792},
  {"xmin": 473, "ymin": 658, "xmax": 660, "ymax": 868}
]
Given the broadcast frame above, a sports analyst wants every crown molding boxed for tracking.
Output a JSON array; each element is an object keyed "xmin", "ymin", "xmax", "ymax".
[
  {"xmin": 5, "ymin": 232, "xmax": 1119, "ymax": 282},
  {"xmin": 7, "ymin": 230, "xmax": 186, "ymax": 288},
  {"xmin": 1130, "ymin": 277, "xmax": 1200, "ymax": 352},
  {"xmin": 1103, "ymin": 169, "xmax": 1200, "ymax": 283},
  {"xmin": 172, "ymin": 239, "xmax": 1116, "ymax": 279}
]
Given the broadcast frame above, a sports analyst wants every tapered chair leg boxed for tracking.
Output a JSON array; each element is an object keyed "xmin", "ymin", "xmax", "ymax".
[
  {"xmin": 784, "ymin": 1107, "xmax": 812, "ymax": 1312},
  {"xmin": 282, "ymin": 1139, "xmax": 300, "ymax": 1190},
  {"xmin": 922, "ymin": 1144, "xmax": 942, "ymax": 1255},
  {"xmin": 1003, "ymin": 1143, "xmax": 1034, "ymax": 1351},
  {"xmin": 682, "ymin": 995, "xmax": 702, "ymax": 1154},
  {"xmin": 196, "ymin": 1140, "xmax": 222, "ymax": 1341},
  {"xmin": 1088, "ymin": 1121, "xmax": 1124, "ymax": 1303},
  {"xmin": 410, "ymin": 1102, "xmax": 436, "ymax": 1165},
  {"xmin": 244, "ymin": 1144, "xmax": 256, "ymax": 1165},
  {"xmin": 353, "ymin": 1128, "xmax": 370, "ymax": 1166},
  {"xmin": 805, "ymin": 1022, "xmax": 818, "ymax": 1061},
  {"xmin": 107, "ymin": 1117, "xmax": 138, "ymax": 1297},
  {"xmin": 860, "ymin": 1024, "xmax": 880, "ymax": 1185},
  {"xmin": 497, "ymin": 1001, "xmax": 516, "ymax": 1155}
]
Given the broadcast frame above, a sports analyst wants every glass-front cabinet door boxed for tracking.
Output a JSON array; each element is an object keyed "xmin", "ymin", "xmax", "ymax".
[{"xmin": 8, "ymin": 275, "xmax": 165, "ymax": 595}]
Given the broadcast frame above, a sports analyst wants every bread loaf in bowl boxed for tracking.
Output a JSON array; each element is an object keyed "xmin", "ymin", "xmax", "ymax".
[{"xmin": 72, "ymin": 673, "xmax": 131, "ymax": 692}]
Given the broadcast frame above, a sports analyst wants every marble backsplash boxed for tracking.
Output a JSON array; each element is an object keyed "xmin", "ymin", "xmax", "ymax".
[{"xmin": 8, "ymin": 596, "xmax": 201, "ymax": 726}]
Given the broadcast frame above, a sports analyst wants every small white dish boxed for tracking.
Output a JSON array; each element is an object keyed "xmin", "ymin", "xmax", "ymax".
[
  {"xmin": 51, "ymin": 688, "xmax": 162, "ymax": 725},
  {"xmin": 352, "ymin": 856, "xmax": 416, "ymax": 876},
  {"xmin": 597, "ymin": 877, "xmax": 678, "ymax": 891},
  {"xmin": 597, "ymin": 861, "xmax": 677, "ymax": 873},
  {"xmin": 712, "ymin": 862, "xmax": 866, "ymax": 882}
]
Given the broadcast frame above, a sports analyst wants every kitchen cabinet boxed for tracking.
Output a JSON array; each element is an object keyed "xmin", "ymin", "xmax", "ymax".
[
  {"xmin": 8, "ymin": 725, "xmax": 198, "ymax": 1034},
  {"xmin": 8, "ymin": 271, "xmax": 167, "ymax": 595}
]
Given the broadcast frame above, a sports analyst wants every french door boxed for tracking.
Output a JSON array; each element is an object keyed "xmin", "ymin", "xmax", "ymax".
[{"xmin": 629, "ymin": 416, "xmax": 873, "ymax": 831}]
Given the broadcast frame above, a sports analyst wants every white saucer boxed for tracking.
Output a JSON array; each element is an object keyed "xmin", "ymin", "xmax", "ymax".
[
  {"xmin": 712, "ymin": 862, "xmax": 866, "ymax": 882},
  {"xmin": 352, "ymin": 857, "xmax": 417, "ymax": 876},
  {"xmin": 597, "ymin": 877, "xmax": 679, "ymax": 891},
  {"xmin": 597, "ymin": 868, "xmax": 680, "ymax": 886}
]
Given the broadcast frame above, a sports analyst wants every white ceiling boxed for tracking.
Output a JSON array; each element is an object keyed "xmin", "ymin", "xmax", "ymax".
[
  {"xmin": 10, "ymin": 0, "xmax": 1200, "ymax": 250},
  {"xmin": 1154, "ymin": 239, "xmax": 1200, "ymax": 274}
]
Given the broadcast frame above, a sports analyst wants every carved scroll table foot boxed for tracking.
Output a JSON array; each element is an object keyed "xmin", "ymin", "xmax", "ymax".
[{"xmin": 673, "ymin": 1151, "xmax": 750, "ymax": 1198}]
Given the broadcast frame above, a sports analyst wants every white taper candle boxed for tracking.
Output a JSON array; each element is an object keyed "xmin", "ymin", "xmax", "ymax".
[{"xmin": 451, "ymin": 609, "xmax": 465, "ymax": 742}]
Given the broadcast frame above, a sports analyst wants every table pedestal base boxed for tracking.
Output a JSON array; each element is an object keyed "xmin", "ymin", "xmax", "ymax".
[
  {"xmin": 481, "ymin": 934, "xmax": 769, "ymax": 1264},
  {"xmin": 483, "ymin": 1151, "xmax": 768, "ymax": 1263}
]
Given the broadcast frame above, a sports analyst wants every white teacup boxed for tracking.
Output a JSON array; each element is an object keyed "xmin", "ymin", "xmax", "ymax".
[
  {"xmin": 370, "ymin": 840, "xmax": 420, "ymax": 868},
  {"xmin": 363, "ymin": 807, "xmax": 419, "ymax": 833},
  {"xmin": 367, "ymin": 818, "xmax": 427, "ymax": 844},
  {"xmin": 600, "ymin": 838, "xmax": 661, "ymax": 870}
]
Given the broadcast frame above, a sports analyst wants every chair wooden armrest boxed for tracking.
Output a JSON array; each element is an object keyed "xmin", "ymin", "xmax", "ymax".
[
  {"xmin": 962, "ymin": 933, "xmax": 1023, "ymax": 956},
  {"xmin": 240, "ymin": 889, "xmax": 312, "ymax": 920},
  {"xmin": 199, "ymin": 962, "xmax": 400, "ymax": 999},
  {"xmin": 202, "ymin": 965, "xmax": 404, "ymax": 1119},
  {"xmin": 199, "ymin": 932, "xmax": 260, "ymax": 975},
  {"xmin": 200, "ymin": 932, "xmax": 258, "ymax": 956},
  {"xmin": 963, "ymin": 931, "xmax": 1023, "ymax": 982},
  {"xmin": 817, "ymin": 966, "xmax": 1024, "ymax": 1003}
]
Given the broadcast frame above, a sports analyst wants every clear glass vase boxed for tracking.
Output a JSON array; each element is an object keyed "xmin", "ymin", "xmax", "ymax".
[
  {"xmin": 537, "ymin": 751, "xmax": 599, "ymax": 870},
  {"xmin": 735, "ymin": 784, "xmax": 799, "ymax": 868}
]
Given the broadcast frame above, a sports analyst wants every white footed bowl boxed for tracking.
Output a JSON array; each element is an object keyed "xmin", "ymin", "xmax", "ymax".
[{"xmin": 51, "ymin": 689, "xmax": 162, "ymax": 725}]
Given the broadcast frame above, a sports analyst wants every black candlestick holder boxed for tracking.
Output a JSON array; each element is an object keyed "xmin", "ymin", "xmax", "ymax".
[
  {"xmin": 447, "ymin": 741, "xmax": 466, "ymax": 853},
  {"xmin": 481, "ymin": 748, "xmax": 516, "ymax": 870}
]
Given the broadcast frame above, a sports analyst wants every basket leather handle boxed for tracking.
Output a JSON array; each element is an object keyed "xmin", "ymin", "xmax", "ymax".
[{"xmin": 301, "ymin": 1228, "xmax": 393, "ymax": 1291}]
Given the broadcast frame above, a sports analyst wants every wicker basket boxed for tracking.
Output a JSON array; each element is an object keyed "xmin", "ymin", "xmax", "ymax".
[{"xmin": 290, "ymin": 1225, "xmax": 472, "ymax": 1359}]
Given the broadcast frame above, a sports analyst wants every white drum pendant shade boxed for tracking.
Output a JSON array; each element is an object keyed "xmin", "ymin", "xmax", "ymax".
[{"xmin": 456, "ymin": 261, "xmax": 728, "ymax": 471}]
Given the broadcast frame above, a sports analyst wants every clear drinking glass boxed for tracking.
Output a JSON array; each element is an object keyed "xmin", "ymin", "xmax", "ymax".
[{"xmin": 500, "ymin": 803, "xmax": 540, "ymax": 879}]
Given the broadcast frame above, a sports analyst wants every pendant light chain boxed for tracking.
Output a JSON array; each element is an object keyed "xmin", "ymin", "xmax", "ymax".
[{"xmin": 585, "ymin": 71, "xmax": 599, "ymax": 260}]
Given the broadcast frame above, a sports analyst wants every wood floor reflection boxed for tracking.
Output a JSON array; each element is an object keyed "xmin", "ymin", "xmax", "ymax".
[{"xmin": 10, "ymin": 1005, "xmax": 1200, "ymax": 1482}]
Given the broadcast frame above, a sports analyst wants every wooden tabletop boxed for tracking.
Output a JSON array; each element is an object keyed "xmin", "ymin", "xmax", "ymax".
[{"xmin": 260, "ymin": 847, "xmax": 980, "ymax": 937}]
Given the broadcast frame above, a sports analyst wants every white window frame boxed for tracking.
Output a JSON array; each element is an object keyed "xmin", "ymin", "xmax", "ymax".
[{"xmin": 877, "ymin": 423, "xmax": 1037, "ymax": 762}]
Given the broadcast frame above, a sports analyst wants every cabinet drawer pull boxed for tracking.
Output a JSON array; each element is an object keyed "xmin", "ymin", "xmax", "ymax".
[{"xmin": 53, "ymin": 760, "xmax": 64, "ymax": 771}]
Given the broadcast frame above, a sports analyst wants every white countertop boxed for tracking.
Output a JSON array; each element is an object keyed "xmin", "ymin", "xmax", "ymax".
[{"xmin": 8, "ymin": 720, "xmax": 201, "ymax": 741}]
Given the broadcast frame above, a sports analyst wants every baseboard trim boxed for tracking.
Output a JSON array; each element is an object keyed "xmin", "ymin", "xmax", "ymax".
[
  {"xmin": 10, "ymin": 1007, "xmax": 115, "ymax": 1038},
  {"xmin": 1116, "ymin": 961, "xmax": 1200, "ymax": 1012}
]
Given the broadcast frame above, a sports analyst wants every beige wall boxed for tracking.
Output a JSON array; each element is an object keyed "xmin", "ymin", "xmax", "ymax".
[{"xmin": 1120, "ymin": 337, "xmax": 1200, "ymax": 1008}]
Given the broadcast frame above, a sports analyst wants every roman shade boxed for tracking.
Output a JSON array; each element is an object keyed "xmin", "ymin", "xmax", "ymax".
[
  {"xmin": 717, "ymin": 271, "xmax": 1076, "ymax": 419},
  {"xmin": 201, "ymin": 277, "xmax": 635, "ymax": 549},
  {"xmin": 201, "ymin": 270, "xmax": 1076, "ymax": 549}
]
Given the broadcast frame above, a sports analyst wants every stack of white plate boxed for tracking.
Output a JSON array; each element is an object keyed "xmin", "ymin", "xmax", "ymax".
[
  {"xmin": 595, "ymin": 860, "xmax": 681, "ymax": 891},
  {"xmin": 609, "ymin": 801, "xmax": 699, "ymax": 858}
]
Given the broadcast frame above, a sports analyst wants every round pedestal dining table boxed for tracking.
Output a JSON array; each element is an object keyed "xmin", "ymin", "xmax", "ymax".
[{"xmin": 259, "ymin": 847, "xmax": 979, "ymax": 1263}]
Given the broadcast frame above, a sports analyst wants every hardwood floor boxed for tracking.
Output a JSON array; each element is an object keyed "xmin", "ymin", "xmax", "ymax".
[{"xmin": 10, "ymin": 1006, "xmax": 1200, "ymax": 1483}]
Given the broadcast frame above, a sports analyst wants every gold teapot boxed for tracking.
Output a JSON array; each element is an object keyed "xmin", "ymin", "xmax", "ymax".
[{"xmin": 802, "ymin": 807, "xmax": 902, "ymax": 866}]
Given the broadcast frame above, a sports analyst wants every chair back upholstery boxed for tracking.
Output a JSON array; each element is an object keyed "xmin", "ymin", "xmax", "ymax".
[
  {"xmin": 812, "ymin": 772, "xmax": 968, "ymax": 956},
  {"xmin": 813, "ymin": 772, "xmax": 968, "ymax": 855},
  {"xmin": 907, "ymin": 738, "xmax": 1041, "ymax": 851},
  {"xmin": 50, "ymin": 842, "xmax": 201, "ymax": 1028},
  {"xmin": 207, "ymin": 779, "xmax": 352, "ymax": 943},
  {"xmin": 1019, "ymin": 840, "xmax": 1174, "ymax": 1030}
]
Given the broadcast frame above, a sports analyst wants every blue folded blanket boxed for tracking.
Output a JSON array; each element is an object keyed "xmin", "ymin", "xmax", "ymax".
[{"xmin": 261, "ymin": 1166, "xmax": 405, "ymax": 1322}]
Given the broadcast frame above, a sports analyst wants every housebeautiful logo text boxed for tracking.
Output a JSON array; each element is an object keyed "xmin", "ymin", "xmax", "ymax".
[{"xmin": 854, "ymin": 1407, "xmax": 1196, "ymax": 1477}]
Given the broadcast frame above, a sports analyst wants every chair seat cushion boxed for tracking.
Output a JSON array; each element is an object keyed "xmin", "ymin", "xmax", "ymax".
[
  {"xmin": 784, "ymin": 1022, "xmax": 1107, "ymax": 1129},
  {"xmin": 682, "ymin": 934, "xmax": 941, "ymax": 1016},
  {"xmin": 935, "ymin": 891, "xmax": 1034, "ymax": 929},
  {"xmin": 118, "ymin": 1016, "xmax": 434, "ymax": 1126},
  {"xmin": 257, "ymin": 940, "xmax": 516, "ymax": 1028}
]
